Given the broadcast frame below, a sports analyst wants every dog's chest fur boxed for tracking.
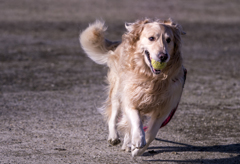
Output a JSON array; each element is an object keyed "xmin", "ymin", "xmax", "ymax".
[{"xmin": 119, "ymin": 71, "xmax": 183, "ymax": 115}]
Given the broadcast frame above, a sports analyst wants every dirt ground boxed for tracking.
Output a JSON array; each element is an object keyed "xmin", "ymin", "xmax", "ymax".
[{"xmin": 0, "ymin": 0, "xmax": 240, "ymax": 163}]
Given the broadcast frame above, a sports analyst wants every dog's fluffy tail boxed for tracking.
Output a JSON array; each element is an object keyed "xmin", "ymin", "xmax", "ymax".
[{"xmin": 80, "ymin": 20, "xmax": 120, "ymax": 65}]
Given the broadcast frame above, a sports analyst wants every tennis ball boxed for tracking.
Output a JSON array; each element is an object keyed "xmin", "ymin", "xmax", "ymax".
[{"xmin": 151, "ymin": 59, "xmax": 167, "ymax": 70}]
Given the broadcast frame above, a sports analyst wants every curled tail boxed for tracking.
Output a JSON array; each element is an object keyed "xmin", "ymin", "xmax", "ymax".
[{"xmin": 79, "ymin": 20, "xmax": 120, "ymax": 65}]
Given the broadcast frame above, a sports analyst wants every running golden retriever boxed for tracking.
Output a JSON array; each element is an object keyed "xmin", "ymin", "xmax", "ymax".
[{"xmin": 79, "ymin": 18, "xmax": 186, "ymax": 157}]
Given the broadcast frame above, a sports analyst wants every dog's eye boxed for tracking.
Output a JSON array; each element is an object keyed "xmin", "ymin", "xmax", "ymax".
[
  {"xmin": 148, "ymin": 37, "xmax": 155, "ymax": 41},
  {"xmin": 166, "ymin": 38, "xmax": 171, "ymax": 43}
]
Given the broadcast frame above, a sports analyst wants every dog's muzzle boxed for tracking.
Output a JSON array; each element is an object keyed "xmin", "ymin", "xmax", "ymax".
[
  {"xmin": 158, "ymin": 53, "xmax": 168, "ymax": 63},
  {"xmin": 145, "ymin": 50, "xmax": 167, "ymax": 74}
]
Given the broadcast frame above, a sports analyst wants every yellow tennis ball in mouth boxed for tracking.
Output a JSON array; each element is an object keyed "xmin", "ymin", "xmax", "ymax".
[{"xmin": 151, "ymin": 59, "xmax": 167, "ymax": 70}]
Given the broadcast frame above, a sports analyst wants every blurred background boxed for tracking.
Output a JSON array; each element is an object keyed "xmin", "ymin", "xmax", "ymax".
[{"xmin": 0, "ymin": 0, "xmax": 240, "ymax": 163}]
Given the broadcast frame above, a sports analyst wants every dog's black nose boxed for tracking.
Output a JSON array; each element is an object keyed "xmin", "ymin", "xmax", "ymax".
[{"xmin": 159, "ymin": 53, "xmax": 168, "ymax": 62}]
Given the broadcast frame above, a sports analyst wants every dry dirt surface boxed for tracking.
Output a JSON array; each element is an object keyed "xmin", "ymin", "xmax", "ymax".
[{"xmin": 0, "ymin": 0, "xmax": 240, "ymax": 163}]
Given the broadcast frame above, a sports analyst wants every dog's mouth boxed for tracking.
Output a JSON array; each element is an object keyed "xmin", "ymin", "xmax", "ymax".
[{"xmin": 145, "ymin": 50, "xmax": 161, "ymax": 74}]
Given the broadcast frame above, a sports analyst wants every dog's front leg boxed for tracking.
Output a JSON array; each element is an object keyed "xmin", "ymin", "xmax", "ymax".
[
  {"xmin": 131, "ymin": 116, "xmax": 166, "ymax": 157},
  {"xmin": 108, "ymin": 99, "xmax": 121, "ymax": 145},
  {"xmin": 125, "ymin": 108, "xmax": 146, "ymax": 155}
]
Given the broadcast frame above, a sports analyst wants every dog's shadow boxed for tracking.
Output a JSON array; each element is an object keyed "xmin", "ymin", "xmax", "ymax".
[{"xmin": 142, "ymin": 138, "xmax": 240, "ymax": 163}]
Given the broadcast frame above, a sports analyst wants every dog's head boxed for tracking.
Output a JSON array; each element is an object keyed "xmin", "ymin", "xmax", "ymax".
[{"xmin": 124, "ymin": 19, "xmax": 185, "ymax": 76}]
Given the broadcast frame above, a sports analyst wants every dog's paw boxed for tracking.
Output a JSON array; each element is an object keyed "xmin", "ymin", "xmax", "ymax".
[
  {"xmin": 121, "ymin": 146, "xmax": 131, "ymax": 152},
  {"xmin": 121, "ymin": 141, "xmax": 131, "ymax": 152},
  {"xmin": 108, "ymin": 131, "xmax": 120, "ymax": 146},
  {"xmin": 108, "ymin": 138, "xmax": 121, "ymax": 146},
  {"xmin": 131, "ymin": 139, "xmax": 146, "ymax": 150},
  {"xmin": 130, "ymin": 130, "xmax": 146, "ymax": 156},
  {"xmin": 131, "ymin": 147, "xmax": 146, "ymax": 157},
  {"xmin": 131, "ymin": 130, "xmax": 146, "ymax": 149}
]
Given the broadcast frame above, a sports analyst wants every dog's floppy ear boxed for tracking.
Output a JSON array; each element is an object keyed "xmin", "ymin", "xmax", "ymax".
[
  {"xmin": 125, "ymin": 22, "xmax": 134, "ymax": 32},
  {"xmin": 125, "ymin": 19, "xmax": 151, "ymax": 33},
  {"xmin": 176, "ymin": 24, "xmax": 186, "ymax": 35},
  {"xmin": 123, "ymin": 19, "xmax": 151, "ymax": 50},
  {"xmin": 164, "ymin": 18, "xmax": 186, "ymax": 35}
]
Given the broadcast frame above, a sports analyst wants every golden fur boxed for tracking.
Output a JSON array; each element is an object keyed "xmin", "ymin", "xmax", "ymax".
[{"xmin": 80, "ymin": 18, "xmax": 186, "ymax": 156}]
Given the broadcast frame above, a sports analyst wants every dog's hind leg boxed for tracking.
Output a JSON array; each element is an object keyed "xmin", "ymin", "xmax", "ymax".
[
  {"xmin": 121, "ymin": 132, "xmax": 131, "ymax": 152},
  {"xmin": 108, "ymin": 98, "xmax": 121, "ymax": 145},
  {"xmin": 118, "ymin": 115, "xmax": 131, "ymax": 152}
]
